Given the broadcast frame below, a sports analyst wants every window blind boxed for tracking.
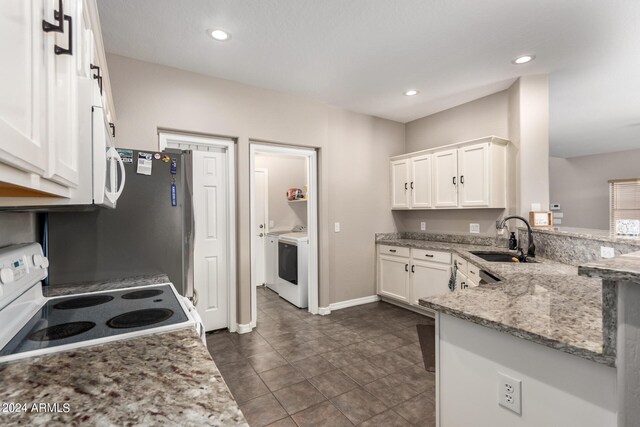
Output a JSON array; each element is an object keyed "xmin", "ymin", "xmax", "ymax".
[{"xmin": 610, "ymin": 178, "xmax": 640, "ymax": 237}]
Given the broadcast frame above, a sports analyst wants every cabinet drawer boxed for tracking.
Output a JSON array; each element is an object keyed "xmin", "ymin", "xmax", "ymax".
[
  {"xmin": 452, "ymin": 254, "xmax": 467, "ymax": 274},
  {"xmin": 412, "ymin": 249, "xmax": 451, "ymax": 264},
  {"xmin": 467, "ymin": 263, "xmax": 481, "ymax": 283},
  {"xmin": 379, "ymin": 245, "xmax": 410, "ymax": 258}
]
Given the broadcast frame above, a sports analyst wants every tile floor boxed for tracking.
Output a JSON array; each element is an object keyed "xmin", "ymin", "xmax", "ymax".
[{"xmin": 206, "ymin": 286, "xmax": 436, "ymax": 427}]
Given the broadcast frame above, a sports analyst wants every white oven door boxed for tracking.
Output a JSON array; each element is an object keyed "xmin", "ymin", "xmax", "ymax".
[{"xmin": 92, "ymin": 107, "xmax": 125, "ymax": 208}]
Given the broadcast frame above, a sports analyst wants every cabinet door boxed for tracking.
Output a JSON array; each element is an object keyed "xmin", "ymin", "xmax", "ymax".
[
  {"xmin": 433, "ymin": 149, "xmax": 458, "ymax": 207},
  {"xmin": 410, "ymin": 154, "xmax": 432, "ymax": 208},
  {"xmin": 411, "ymin": 260, "xmax": 452, "ymax": 305},
  {"xmin": 390, "ymin": 159, "xmax": 409, "ymax": 209},
  {"xmin": 458, "ymin": 143, "xmax": 489, "ymax": 207},
  {"xmin": 45, "ymin": 0, "xmax": 80, "ymax": 187},
  {"xmin": 455, "ymin": 270, "xmax": 468, "ymax": 291},
  {"xmin": 378, "ymin": 254, "xmax": 410, "ymax": 303},
  {"xmin": 0, "ymin": 0, "xmax": 49, "ymax": 175}
]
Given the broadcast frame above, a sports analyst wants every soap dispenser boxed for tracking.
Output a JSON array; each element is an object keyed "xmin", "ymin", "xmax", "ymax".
[{"xmin": 508, "ymin": 232, "xmax": 518, "ymax": 251}]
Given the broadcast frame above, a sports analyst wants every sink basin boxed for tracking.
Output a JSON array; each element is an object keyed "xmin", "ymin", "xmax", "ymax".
[{"xmin": 470, "ymin": 251, "xmax": 538, "ymax": 263}]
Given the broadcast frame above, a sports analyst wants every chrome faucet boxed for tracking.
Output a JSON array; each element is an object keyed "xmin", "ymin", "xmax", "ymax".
[{"xmin": 497, "ymin": 215, "xmax": 536, "ymax": 259}]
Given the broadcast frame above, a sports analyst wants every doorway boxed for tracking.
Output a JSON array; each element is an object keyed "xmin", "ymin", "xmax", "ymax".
[
  {"xmin": 249, "ymin": 143, "xmax": 319, "ymax": 328},
  {"xmin": 159, "ymin": 132, "xmax": 237, "ymax": 333}
]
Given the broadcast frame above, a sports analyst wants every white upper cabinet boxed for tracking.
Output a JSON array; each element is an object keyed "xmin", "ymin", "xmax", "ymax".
[
  {"xmin": 389, "ymin": 136, "xmax": 508, "ymax": 210},
  {"xmin": 0, "ymin": 1, "xmax": 49, "ymax": 177},
  {"xmin": 0, "ymin": 0, "xmax": 115, "ymax": 202},
  {"xmin": 433, "ymin": 149, "xmax": 459, "ymax": 208},
  {"xmin": 391, "ymin": 159, "xmax": 409, "ymax": 209},
  {"xmin": 458, "ymin": 143, "xmax": 489, "ymax": 207},
  {"xmin": 410, "ymin": 154, "xmax": 432, "ymax": 208}
]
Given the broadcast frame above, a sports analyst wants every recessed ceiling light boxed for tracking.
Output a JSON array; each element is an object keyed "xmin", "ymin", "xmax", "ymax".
[
  {"xmin": 512, "ymin": 55, "xmax": 535, "ymax": 65},
  {"xmin": 404, "ymin": 89, "xmax": 419, "ymax": 96},
  {"xmin": 209, "ymin": 29, "xmax": 230, "ymax": 41}
]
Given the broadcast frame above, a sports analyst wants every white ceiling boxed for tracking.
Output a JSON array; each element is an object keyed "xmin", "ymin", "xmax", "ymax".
[{"xmin": 97, "ymin": 0, "xmax": 640, "ymax": 158}]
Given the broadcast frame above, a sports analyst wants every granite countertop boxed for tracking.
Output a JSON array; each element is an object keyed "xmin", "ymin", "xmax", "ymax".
[
  {"xmin": 579, "ymin": 250, "xmax": 640, "ymax": 282},
  {"xmin": 43, "ymin": 274, "xmax": 172, "ymax": 297},
  {"xmin": 377, "ymin": 238, "xmax": 613, "ymax": 366},
  {"xmin": 1, "ymin": 276, "xmax": 247, "ymax": 426}
]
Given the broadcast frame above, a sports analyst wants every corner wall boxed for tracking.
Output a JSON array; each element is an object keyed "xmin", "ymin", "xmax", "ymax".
[{"xmin": 105, "ymin": 54, "xmax": 404, "ymax": 317}]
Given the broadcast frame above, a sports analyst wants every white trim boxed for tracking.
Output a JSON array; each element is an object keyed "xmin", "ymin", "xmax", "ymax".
[
  {"xmin": 318, "ymin": 306, "xmax": 332, "ymax": 316},
  {"xmin": 329, "ymin": 295, "xmax": 381, "ymax": 311},
  {"xmin": 435, "ymin": 312, "xmax": 441, "ymax": 427},
  {"xmin": 250, "ymin": 143, "xmax": 320, "ymax": 328},
  {"xmin": 254, "ymin": 168, "xmax": 269, "ymax": 287},
  {"xmin": 237, "ymin": 323, "xmax": 253, "ymax": 334},
  {"xmin": 158, "ymin": 132, "xmax": 237, "ymax": 333}
]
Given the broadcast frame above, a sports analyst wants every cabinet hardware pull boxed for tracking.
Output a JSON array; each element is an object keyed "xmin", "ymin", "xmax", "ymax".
[
  {"xmin": 90, "ymin": 64, "xmax": 103, "ymax": 95},
  {"xmin": 460, "ymin": 175, "xmax": 464, "ymax": 184},
  {"xmin": 410, "ymin": 182, "xmax": 414, "ymax": 189},
  {"xmin": 425, "ymin": 254, "xmax": 434, "ymax": 257},
  {"xmin": 452, "ymin": 176, "xmax": 456, "ymax": 185},
  {"xmin": 405, "ymin": 182, "xmax": 408, "ymax": 190},
  {"xmin": 109, "ymin": 123, "xmax": 115, "ymax": 138},
  {"xmin": 389, "ymin": 249, "xmax": 396, "ymax": 252},
  {"xmin": 411, "ymin": 265, "xmax": 415, "ymax": 273},
  {"xmin": 405, "ymin": 264, "xmax": 408, "ymax": 272},
  {"xmin": 469, "ymin": 270, "xmax": 476, "ymax": 274},
  {"xmin": 42, "ymin": 0, "xmax": 64, "ymax": 33},
  {"xmin": 54, "ymin": 14, "xmax": 73, "ymax": 55}
]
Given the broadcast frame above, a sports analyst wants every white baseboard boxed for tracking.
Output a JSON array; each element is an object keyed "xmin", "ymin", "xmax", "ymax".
[
  {"xmin": 329, "ymin": 294, "xmax": 381, "ymax": 311},
  {"xmin": 379, "ymin": 296, "xmax": 435, "ymax": 318},
  {"xmin": 318, "ymin": 306, "xmax": 332, "ymax": 316},
  {"xmin": 237, "ymin": 323, "xmax": 253, "ymax": 334}
]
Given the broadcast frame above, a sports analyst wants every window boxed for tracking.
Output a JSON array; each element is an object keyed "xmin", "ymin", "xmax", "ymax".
[{"xmin": 610, "ymin": 179, "xmax": 640, "ymax": 238}]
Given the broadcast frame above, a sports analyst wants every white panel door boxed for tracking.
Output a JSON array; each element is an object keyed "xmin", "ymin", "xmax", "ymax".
[
  {"xmin": 0, "ymin": 0, "xmax": 48, "ymax": 175},
  {"xmin": 378, "ymin": 254, "xmax": 410, "ymax": 303},
  {"xmin": 390, "ymin": 159, "xmax": 409, "ymax": 209},
  {"xmin": 459, "ymin": 143, "xmax": 490, "ymax": 207},
  {"xmin": 254, "ymin": 168, "xmax": 268, "ymax": 287},
  {"xmin": 410, "ymin": 154, "xmax": 432, "ymax": 208},
  {"xmin": 45, "ymin": 0, "xmax": 80, "ymax": 187},
  {"xmin": 411, "ymin": 260, "xmax": 451, "ymax": 305},
  {"xmin": 193, "ymin": 150, "xmax": 228, "ymax": 331},
  {"xmin": 433, "ymin": 149, "xmax": 459, "ymax": 208}
]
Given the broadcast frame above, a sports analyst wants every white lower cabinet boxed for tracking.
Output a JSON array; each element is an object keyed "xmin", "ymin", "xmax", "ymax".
[
  {"xmin": 411, "ymin": 259, "xmax": 451, "ymax": 305},
  {"xmin": 378, "ymin": 253, "xmax": 410, "ymax": 303},
  {"xmin": 377, "ymin": 246, "xmax": 452, "ymax": 308}
]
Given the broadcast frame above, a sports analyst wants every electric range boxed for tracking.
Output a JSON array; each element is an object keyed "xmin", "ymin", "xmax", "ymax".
[{"xmin": 0, "ymin": 243, "xmax": 195, "ymax": 363}]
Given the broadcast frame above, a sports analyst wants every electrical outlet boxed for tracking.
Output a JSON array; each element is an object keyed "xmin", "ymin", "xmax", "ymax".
[
  {"xmin": 470, "ymin": 223, "xmax": 480, "ymax": 234},
  {"xmin": 334, "ymin": 222, "xmax": 341, "ymax": 233},
  {"xmin": 420, "ymin": 222, "xmax": 426, "ymax": 231},
  {"xmin": 601, "ymin": 246, "xmax": 615, "ymax": 258},
  {"xmin": 498, "ymin": 372, "xmax": 522, "ymax": 415},
  {"xmin": 269, "ymin": 220, "xmax": 275, "ymax": 228}
]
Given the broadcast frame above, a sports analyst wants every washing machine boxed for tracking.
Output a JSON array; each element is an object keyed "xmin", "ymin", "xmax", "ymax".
[
  {"xmin": 265, "ymin": 230, "xmax": 291, "ymax": 292},
  {"xmin": 277, "ymin": 232, "xmax": 309, "ymax": 308}
]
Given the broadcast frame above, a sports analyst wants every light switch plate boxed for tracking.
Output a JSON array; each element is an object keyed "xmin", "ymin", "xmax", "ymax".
[
  {"xmin": 269, "ymin": 220, "xmax": 275, "ymax": 228},
  {"xmin": 470, "ymin": 223, "xmax": 480, "ymax": 234},
  {"xmin": 601, "ymin": 246, "xmax": 615, "ymax": 258},
  {"xmin": 334, "ymin": 222, "xmax": 341, "ymax": 233},
  {"xmin": 550, "ymin": 203, "xmax": 561, "ymax": 211},
  {"xmin": 420, "ymin": 222, "xmax": 426, "ymax": 231}
]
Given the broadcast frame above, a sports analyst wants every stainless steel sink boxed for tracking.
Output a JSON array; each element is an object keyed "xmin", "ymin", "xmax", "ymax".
[{"xmin": 470, "ymin": 251, "xmax": 538, "ymax": 263}]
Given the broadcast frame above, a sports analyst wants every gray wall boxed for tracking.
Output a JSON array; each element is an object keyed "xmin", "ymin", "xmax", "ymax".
[
  {"xmin": 255, "ymin": 154, "xmax": 307, "ymax": 229},
  {"xmin": 399, "ymin": 91, "xmax": 510, "ymax": 235},
  {"xmin": 550, "ymin": 148, "xmax": 640, "ymax": 229},
  {"xmin": 106, "ymin": 54, "xmax": 405, "ymax": 317},
  {"xmin": 0, "ymin": 213, "xmax": 37, "ymax": 247}
]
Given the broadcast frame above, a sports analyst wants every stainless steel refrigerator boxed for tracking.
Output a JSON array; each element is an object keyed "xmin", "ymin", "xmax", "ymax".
[{"xmin": 47, "ymin": 149, "xmax": 194, "ymax": 297}]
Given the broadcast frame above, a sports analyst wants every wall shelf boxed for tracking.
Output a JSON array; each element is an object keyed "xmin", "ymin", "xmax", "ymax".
[{"xmin": 288, "ymin": 199, "xmax": 307, "ymax": 203}]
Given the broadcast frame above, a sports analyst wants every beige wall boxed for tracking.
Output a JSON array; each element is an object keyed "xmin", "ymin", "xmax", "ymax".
[
  {"xmin": 0, "ymin": 213, "xmax": 37, "ymax": 247},
  {"xmin": 398, "ymin": 91, "xmax": 510, "ymax": 236},
  {"xmin": 255, "ymin": 154, "xmax": 308, "ymax": 230},
  {"xmin": 106, "ymin": 54, "xmax": 404, "ymax": 318},
  {"xmin": 550, "ymin": 148, "xmax": 640, "ymax": 229},
  {"xmin": 405, "ymin": 91, "xmax": 509, "ymax": 152}
]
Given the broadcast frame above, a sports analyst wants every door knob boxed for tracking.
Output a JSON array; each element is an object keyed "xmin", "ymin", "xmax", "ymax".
[
  {"xmin": 259, "ymin": 224, "xmax": 264, "ymax": 228},
  {"xmin": 258, "ymin": 233, "xmax": 264, "ymax": 237}
]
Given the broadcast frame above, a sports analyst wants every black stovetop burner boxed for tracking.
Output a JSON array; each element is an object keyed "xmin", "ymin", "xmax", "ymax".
[
  {"xmin": 28, "ymin": 322, "xmax": 96, "ymax": 342},
  {"xmin": 121, "ymin": 289, "xmax": 164, "ymax": 300},
  {"xmin": 53, "ymin": 295, "xmax": 114, "ymax": 310},
  {"xmin": 106, "ymin": 308, "xmax": 174, "ymax": 329}
]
